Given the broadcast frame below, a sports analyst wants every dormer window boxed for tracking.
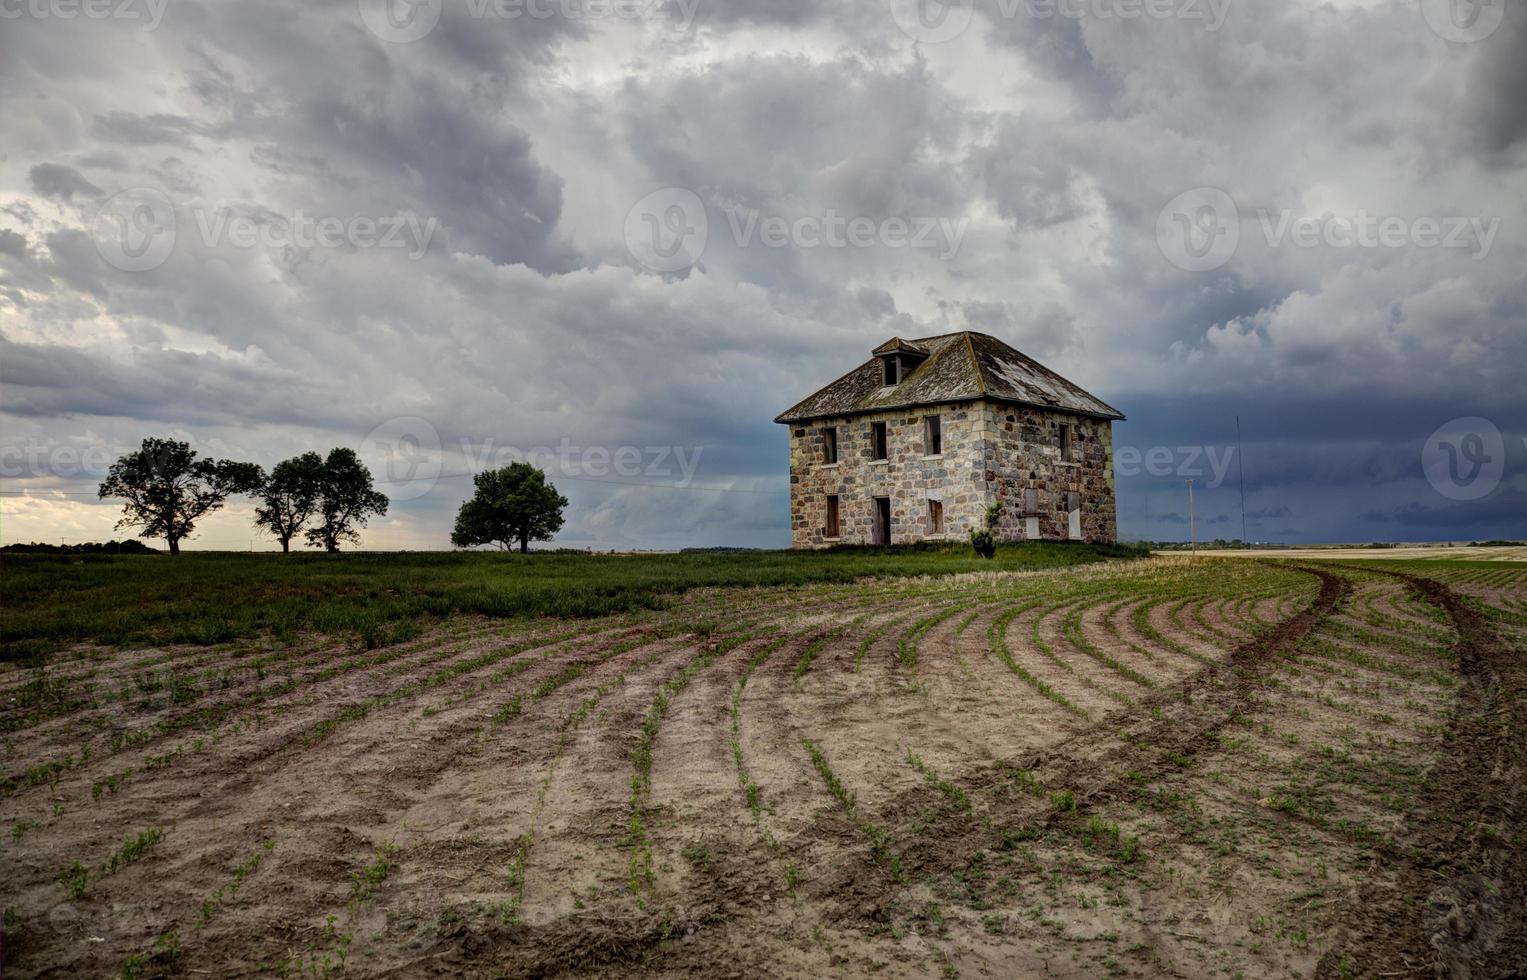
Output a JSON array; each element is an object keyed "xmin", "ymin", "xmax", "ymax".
[{"xmin": 872, "ymin": 337, "xmax": 929, "ymax": 389}]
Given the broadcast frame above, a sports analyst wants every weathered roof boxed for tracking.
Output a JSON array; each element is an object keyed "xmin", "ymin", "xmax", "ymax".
[
  {"xmin": 774, "ymin": 331, "xmax": 1125, "ymax": 424},
  {"xmin": 871, "ymin": 337, "xmax": 930, "ymax": 357}
]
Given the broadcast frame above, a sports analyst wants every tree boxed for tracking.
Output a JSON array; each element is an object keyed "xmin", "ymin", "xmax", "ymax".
[
  {"xmin": 97, "ymin": 438, "xmax": 264, "ymax": 555},
  {"xmin": 451, "ymin": 462, "xmax": 567, "ymax": 553},
  {"xmin": 253, "ymin": 451, "xmax": 324, "ymax": 553},
  {"xmin": 969, "ymin": 500, "xmax": 1003, "ymax": 560},
  {"xmin": 305, "ymin": 448, "xmax": 389, "ymax": 553}
]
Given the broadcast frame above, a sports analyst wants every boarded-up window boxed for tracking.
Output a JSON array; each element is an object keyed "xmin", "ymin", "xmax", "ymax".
[
  {"xmin": 1058, "ymin": 424, "xmax": 1072, "ymax": 460},
  {"xmin": 925, "ymin": 415, "xmax": 942, "ymax": 455},
  {"xmin": 824, "ymin": 427, "xmax": 838, "ymax": 464},
  {"xmin": 826, "ymin": 495, "xmax": 840, "ymax": 538},
  {"xmin": 1067, "ymin": 492, "xmax": 1082, "ymax": 540},
  {"xmin": 871, "ymin": 421, "xmax": 888, "ymax": 460},
  {"xmin": 1023, "ymin": 488, "xmax": 1039, "ymax": 513},
  {"xmin": 928, "ymin": 499, "xmax": 944, "ymax": 534}
]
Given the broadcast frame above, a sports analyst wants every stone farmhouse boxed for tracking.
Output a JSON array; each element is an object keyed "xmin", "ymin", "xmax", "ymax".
[{"xmin": 775, "ymin": 332, "xmax": 1125, "ymax": 549}]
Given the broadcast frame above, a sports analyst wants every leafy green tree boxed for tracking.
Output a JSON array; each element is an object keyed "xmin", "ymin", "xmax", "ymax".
[
  {"xmin": 305, "ymin": 448, "xmax": 389, "ymax": 553},
  {"xmin": 451, "ymin": 462, "xmax": 568, "ymax": 553},
  {"xmin": 97, "ymin": 438, "xmax": 264, "ymax": 555},
  {"xmin": 253, "ymin": 451, "xmax": 325, "ymax": 553}
]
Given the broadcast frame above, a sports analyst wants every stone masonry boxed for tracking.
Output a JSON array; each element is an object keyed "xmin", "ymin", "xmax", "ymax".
[
  {"xmin": 786, "ymin": 400, "xmax": 1117, "ymax": 547},
  {"xmin": 777, "ymin": 332, "xmax": 1123, "ymax": 549}
]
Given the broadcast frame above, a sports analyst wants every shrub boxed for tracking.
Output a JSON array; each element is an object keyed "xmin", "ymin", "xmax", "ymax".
[{"xmin": 970, "ymin": 501, "xmax": 1003, "ymax": 559}]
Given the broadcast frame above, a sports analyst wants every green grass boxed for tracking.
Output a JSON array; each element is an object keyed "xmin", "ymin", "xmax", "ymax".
[{"xmin": 0, "ymin": 542, "xmax": 1143, "ymax": 660}]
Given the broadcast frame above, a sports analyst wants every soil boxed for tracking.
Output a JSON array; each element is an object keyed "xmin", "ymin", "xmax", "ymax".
[{"xmin": 1, "ymin": 558, "xmax": 1522, "ymax": 979}]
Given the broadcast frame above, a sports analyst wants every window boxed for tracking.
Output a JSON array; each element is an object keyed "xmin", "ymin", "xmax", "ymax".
[
  {"xmin": 1023, "ymin": 488, "xmax": 1039, "ymax": 513},
  {"xmin": 1058, "ymin": 423, "xmax": 1072, "ymax": 460},
  {"xmin": 924, "ymin": 415, "xmax": 942, "ymax": 456},
  {"xmin": 824, "ymin": 426, "xmax": 838, "ymax": 464},
  {"xmin": 871, "ymin": 421, "xmax": 888, "ymax": 460},
  {"xmin": 928, "ymin": 499, "xmax": 944, "ymax": 534},
  {"xmin": 826, "ymin": 495, "xmax": 840, "ymax": 538},
  {"xmin": 883, "ymin": 356, "xmax": 900, "ymax": 386}
]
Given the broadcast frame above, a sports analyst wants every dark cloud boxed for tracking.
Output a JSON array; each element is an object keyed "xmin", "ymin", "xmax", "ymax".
[
  {"xmin": 0, "ymin": 0, "xmax": 1523, "ymax": 548},
  {"xmin": 27, "ymin": 163, "xmax": 102, "ymax": 201}
]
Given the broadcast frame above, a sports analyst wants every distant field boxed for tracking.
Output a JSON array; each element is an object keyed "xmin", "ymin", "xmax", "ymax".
[
  {"xmin": 0, "ymin": 543, "xmax": 1143, "ymax": 662},
  {"xmin": 1, "ymin": 553, "xmax": 1523, "ymax": 977},
  {"xmin": 1190, "ymin": 544, "xmax": 1527, "ymax": 563}
]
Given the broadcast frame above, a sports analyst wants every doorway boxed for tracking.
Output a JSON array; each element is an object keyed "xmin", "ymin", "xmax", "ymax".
[{"xmin": 874, "ymin": 496, "xmax": 891, "ymax": 545}]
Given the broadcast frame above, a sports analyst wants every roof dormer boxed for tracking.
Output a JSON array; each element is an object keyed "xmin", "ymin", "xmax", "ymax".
[{"xmin": 872, "ymin": 337, "xmax": 930, "ymax": 387}]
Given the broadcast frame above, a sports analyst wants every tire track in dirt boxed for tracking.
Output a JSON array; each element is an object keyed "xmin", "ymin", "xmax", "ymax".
[
  {"xmin": 1032, "ymin": 565, "xmax": 1350, "ymax": 804},
  {"xmin": 819, "ymin": 564, "xmax": 1349, "ymax": 903},
  {"xmin": 1316, "ymin": 570, "xmax": 1527, "ymax": 980}
]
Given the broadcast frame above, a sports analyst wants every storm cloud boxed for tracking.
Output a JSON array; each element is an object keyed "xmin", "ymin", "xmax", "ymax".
[{"xmin": 1, "ymin": 0, "xmax": 1522, "ymax": 549}]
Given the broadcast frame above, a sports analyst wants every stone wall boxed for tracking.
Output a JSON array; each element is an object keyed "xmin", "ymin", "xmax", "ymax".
[
  {"xmin": 981, "ymin": 404, "xmax": 1118, "ymax": 544},
  {"xmin": 787, "ymin": 399, "xmax": 1117, "ymax": 548}
]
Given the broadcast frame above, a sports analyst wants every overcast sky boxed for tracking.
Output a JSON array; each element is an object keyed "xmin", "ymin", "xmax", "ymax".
[{"xmin": 2, "ymin": 0, "xmax": 1523, "ymax": 550}]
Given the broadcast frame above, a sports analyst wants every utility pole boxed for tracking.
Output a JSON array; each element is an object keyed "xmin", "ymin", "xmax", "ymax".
[
  {"xmin": 1235, "ymin": 415, "xmax": 1248, "ymax": 548},
  {"xmin": 1186, "ymin": 479, "xmax": 1197, "ymax": 557}
]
